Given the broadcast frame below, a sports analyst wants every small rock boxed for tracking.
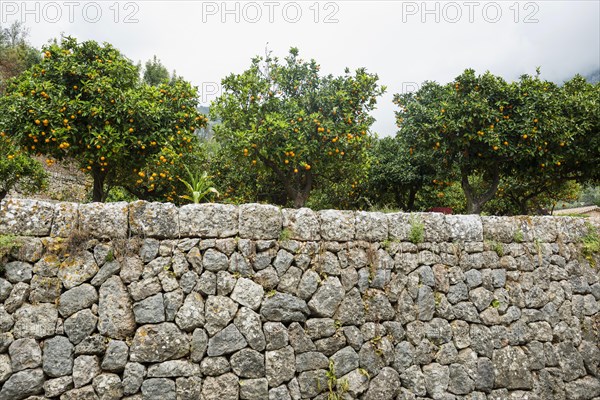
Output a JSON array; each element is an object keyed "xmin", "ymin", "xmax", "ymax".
[
  {"xmin": 240, "ymin": 377, "xmax": 269, "ymax": 400},
  {"xmin": 42, "ymin": 336, "xmax": 73, "ymax": 376},
  {"xmin": 98, "ymin": 276, "xmax": 136, "ymax": 340},
  {"xmin": 308, "ymin": 277, "xmax": 344, "ymax": 318},
  {"xmin": 175, "ymin": 292, "xmax": 205, "ymax": 332},
  {"xmin": 122, "ymin": 362, "xmax": 145, "ymax": 395},
  {"xmin": 4, "ymin": 282, "xmax": 30, "ymax": 314},
  {"xmin": 202, "ymin": 373, "xmax": 239, "ymax": 400},
  {"xmin": 231, "ymin": 348, "xmax": 265, "ymax": 378},
  {"xmin": 0, "ymin": 354, "xmax": 11, "ymax": 383},
  {"xmin": 207, "ymin": 324, "xmax": 247, "ymax": 357},
  {"xmin": 29, "ymin": 275, "xmax": 61, "ymax": 304},
  {"xmin": 0, "ymin": 368, "xmax": 44, "ymax": 400},
  {"xmin": 400, "ymin": 365, "xmax": 426, "ymax": 396},
  {"xmin": 448, "ymin": 363, "xmax": 475, "ymax": 395},
  {"xmin": 92, "ymin": 373, "xmax": 123, "ymax": 400},
  {"xmin": 288, "ymin": 322, "xmax": 316, "ymax": 354},
  {"xmin": 101, "ymin": 340, "xmax": 129, "ymax": 372},
  {"xmin": 133, "ymin": 293, "xmax": 165, "ymax": 324},
  {"xmin": 147, "ymin": 360, "xmax": 201, "ymax": 377},
  {"xmin": 9, "ymin": 337, "xmax": 42, "ymax": 372},
  {"xmin": 129, "ymin": 323, "xmax": 189, "ymax": 363},
  {"xmin": 261, "ymin": 292, "xmax": 310, "ymax": 323},
  {"xmin": 202, "ymin": 248, "xmax": 229, "ymax": 272},
  {"xmin": 90, "ymin": 260, "xmax": 121, "ymax": 287},
  {"xmin": 295, "ymin": 351, "xmax": 328, "ymax": 372},
  {"xmin": 234, "ymin": 307, "xmax": 266, "ymax": 352},
  {"xmin": 363, "ymin": 367, "xmax": 401, "ymax": 400},
  {"xmin": 492, "ymin": 346, "xmax": 533, "ymax": 389},
  {"xmin": 423, "ymin": 363, "xmax": 449, "ymax": 396},
  {"xmin": 557, "ymin": 341, "xmax": 586, "ymax": 382},
  {"xmin": 43, "ymin": 376, "xmax": 73, "ymax": 397},
  {"xmin": 57, "ymin": 252, "xmax": 98, "ymax": 289},
  {"xmin": 266, "ymin": 346, "xmax": 296, "ymax": 387},
  {"xmin": 64, "ymin": 309, "xmax": 97, "ymax": 345},
  {"xmin": 204, "ymin": 295, "xmax": 238, "ymax": 336},
  {"xmin": 74, "ymin": 334, "xmax": 106, "ymax": 356},
  {"xmin": 4, "ymin": 261, "xmax": 32, "ymax": 283},
  {"xmin": 297, "ymin": 369, "xmax": 327, "ymax": 398},
  {"xmin": 73, "ymin": 355, "xmax": 101, "ymax": 388},
  {"xmin": 200, "ymin": 356, "xmax": 231, "ymax": 376},
  {"xmin": 264, "ymin": 322, "xmax": 289, "ymax": 350},
  {"xmin": 59, "ymin": 385, "xmax": 99, "ymax": 400},
  {"xmin": 58, "ymin": 284, "xmax": 98, "ymax": 318},
  {"xmin": 141, "ymin": 378, "xmax": 176, "ymax": 400},
  {"xmin": 330, "ymin": 346, "xmax": 359, "ymax": 377},
  {"xmin": 176, "ymin": 376, "xmax": 202, "ymax": 400}
]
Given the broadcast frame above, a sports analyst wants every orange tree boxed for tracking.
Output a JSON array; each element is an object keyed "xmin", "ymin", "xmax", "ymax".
[
  {"xmin": 0, "ymin": 36, "xmax": 207, "ymax": 202},
  {"xmin": 395, "ymin": 69, "xmax": 586, "ymax": 214},
  {"xmin": 210, "ymin": 48, "xmax": 385, "ymax": 208},
  {"xmin": 367, "ymin": 136, "xmax": 438, "ymax": 211},
  {"xmin": 490, "ymin": 75, "xmax": 599, "ymax": 215},
  {"xmin": 0, "ymin": 133, "xmax": 46, "ymax": 201},
  {"xmin": 559, "ymin": 75, "xmax": 599, "ymax": 184}
]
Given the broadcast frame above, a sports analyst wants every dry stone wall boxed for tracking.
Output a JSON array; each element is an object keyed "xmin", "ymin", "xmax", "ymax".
[{"xmin": 0, "ymin": 198, "xmax": 599, "ymax": 400}]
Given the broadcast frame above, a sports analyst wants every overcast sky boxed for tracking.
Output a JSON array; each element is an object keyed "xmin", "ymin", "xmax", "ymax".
[{"xmin": 2, "ymin": 0, "xmax": 599, "ymax": 135}]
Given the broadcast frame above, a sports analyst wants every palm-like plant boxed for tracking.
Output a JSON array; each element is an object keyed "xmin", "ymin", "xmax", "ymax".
[{"xmin": 178, "ymin": 165, "xmax": 219, "ymax": 204}]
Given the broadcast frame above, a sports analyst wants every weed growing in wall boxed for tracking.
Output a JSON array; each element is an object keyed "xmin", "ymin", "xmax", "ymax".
[{"xmin": 408, "ymin": 215, "xmax": 424, "ymax": 244}]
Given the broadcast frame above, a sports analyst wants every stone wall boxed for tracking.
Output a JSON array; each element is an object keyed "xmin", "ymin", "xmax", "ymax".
[{"xmin": 0, "ymin": 198, "xmax": 599, "ymax": 400}]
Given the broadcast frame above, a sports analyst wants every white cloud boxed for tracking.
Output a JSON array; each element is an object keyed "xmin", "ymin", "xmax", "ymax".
[{"xmin": 3, "ymin": 0, "xmax": 598, "ymax": 136}]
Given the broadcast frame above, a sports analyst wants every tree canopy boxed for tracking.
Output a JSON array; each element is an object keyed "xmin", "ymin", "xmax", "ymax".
[
  {"xmin": 0, "ymin": 36, "xmax": 207, "ymax": 202},
  {"xmin": 394, "ymin": 69, "xmax": 599, "ymax": 214},
  {"xmin": 211, "ymin": 47, "xmax": 385, "ymax": 207}
]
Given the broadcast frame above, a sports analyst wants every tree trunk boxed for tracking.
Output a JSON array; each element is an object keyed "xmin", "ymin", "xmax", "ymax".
[
  {"xmin": 293, "ymin": 173, "xmax": 313, "ymax": 208},
  {"xmin": 0, "ymin": 189, "xmax": 7, "ymax": 203},
  {"xmin": 518, "ymin": 199, "xmax": 529, "ymax": 216},
  {"xmin": 461, "ymin": 167, "xmax": 500, "ymax": 214},
  {"xmin": 92, "ymin": 168, "xmax": 107, "ymax": 202},
  {"xmin": 258, "ymin": 155, "xmax": 313, "ymax": 208},
  {"xmin": 407, "ymin": 187, "xmax": 418, "ymax": 211}
]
